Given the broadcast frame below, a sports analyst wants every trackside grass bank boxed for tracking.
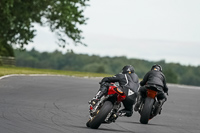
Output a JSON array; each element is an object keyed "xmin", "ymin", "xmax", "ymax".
[{"xmin": 0, "ymin": 66, "xmax": 111, "ymax": 78}]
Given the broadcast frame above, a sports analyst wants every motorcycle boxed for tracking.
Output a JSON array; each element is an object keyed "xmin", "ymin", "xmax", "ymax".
[
  {"xmin": 137, "ymin": 85, "xmax": 163, "ymax": 124},
  {"xmin": 86, "ymin": 82, "xmax": 126, "ymax": 129}
]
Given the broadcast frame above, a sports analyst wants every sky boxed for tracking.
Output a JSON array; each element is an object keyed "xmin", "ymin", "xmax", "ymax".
[{"xmin": 26, "ymin": 0, "xmax": 200, "ymax": 66}]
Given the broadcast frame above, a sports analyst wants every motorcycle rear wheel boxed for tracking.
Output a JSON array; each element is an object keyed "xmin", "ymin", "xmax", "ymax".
[
  {"xmin": 140, "ymin": 97, "xmax": 154, "ymax": 124},
  {"xmin": 89, "ymin": 101, "xmax": 113, "ymax": 129}
]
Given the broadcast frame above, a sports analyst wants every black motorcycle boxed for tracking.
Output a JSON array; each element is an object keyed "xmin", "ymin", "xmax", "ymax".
[{"xmin": 137, "ymin": 85, "xmax": 163, "ymax": 124}]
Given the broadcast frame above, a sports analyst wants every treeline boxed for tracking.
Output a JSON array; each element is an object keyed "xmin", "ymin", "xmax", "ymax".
[{"xmin": 14, "ymin": 49, "xmax": 200, "ymax": 86}]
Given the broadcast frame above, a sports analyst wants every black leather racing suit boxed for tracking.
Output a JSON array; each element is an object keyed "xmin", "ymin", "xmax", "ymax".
[
  {"xmin": 139, "ymin": 70, "xmax": 168, "ymax": 101},
  {"xmin": 100, "ymin": 72, "xmax": 139, "ymax": 115}
]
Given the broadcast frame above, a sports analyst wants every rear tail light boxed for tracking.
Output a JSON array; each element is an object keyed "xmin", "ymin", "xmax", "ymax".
[{"xmin": 147, "ymin": 89, "xmax": 157, "ymax": 98}]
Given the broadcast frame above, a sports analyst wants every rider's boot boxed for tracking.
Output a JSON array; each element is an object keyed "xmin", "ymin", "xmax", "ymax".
[
  {"xmin": 156, "ymin": 98, "xmax": 166, "ymax": 115},
  {"xmin": 118, "ymin": 109, "xmax": 133, "ymax": 117},
  {"xmin": 134, "ymin": 93, "xmax": 142, "ymax": 112}
]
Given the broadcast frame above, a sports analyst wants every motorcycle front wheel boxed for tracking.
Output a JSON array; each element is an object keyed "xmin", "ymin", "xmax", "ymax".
[
  {"xmin": 86, "ymin": 119, "xmax": 91, "ymax": 127},
  {"xmin": 89, "ymin": 101, "xmax": 113, "ymax": 129}
]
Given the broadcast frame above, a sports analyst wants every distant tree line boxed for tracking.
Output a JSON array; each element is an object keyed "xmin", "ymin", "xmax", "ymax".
[{"xmin": 14, "ymin": 49, "xmax": 200, "ymax": 86}]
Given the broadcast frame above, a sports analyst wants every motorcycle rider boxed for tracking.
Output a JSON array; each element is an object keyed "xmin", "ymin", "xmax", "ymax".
[
  {"xmin": 89, "ymin": 65, "xmax": 139, "ymax": 117},
  {"xmin": 134, "ymin": 64, "xmax": 169, "ymax": 113}
]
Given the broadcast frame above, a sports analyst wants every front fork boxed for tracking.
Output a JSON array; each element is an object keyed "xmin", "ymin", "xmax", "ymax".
[
  {"xmin": 105, "ymin": 102, "xmax": 121, "ymax": 123},
  {"xmin": 88, "ymin": 95, "xmax": 121, "ymax": 123},
  {"xmin": 89, "ymin": 95, "xmax": 108, "ymax": 119}
]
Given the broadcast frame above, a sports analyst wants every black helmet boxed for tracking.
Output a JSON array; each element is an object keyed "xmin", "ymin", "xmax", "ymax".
[
  {"xmin": 151, "ymin": 64, "xmax": 162, "ymax": 72},
  {"xmin": 122, "ymin": 65, "xmax": 134, "ymax": 74}
]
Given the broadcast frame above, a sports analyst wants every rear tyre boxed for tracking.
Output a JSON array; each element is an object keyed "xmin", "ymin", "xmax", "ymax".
[
  {"xmin": 140, "ymin": 97, "xmax": 154, "ymax": 124},
  {"xmin": 89, "ymin": 101, "xmax": 113, "ymax": 129}
]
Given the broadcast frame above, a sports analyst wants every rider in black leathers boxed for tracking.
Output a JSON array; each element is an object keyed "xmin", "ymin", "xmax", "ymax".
[
  {"xmin": 134, "ymin": 64, "xmax": 169, "ymax": 112},
  {"xmin": 90, "ymin": 65, "xmax": 139, "ymax": 117}
]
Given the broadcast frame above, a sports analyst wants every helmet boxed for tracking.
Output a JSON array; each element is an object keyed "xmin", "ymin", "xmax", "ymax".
[
  {"xmin": 122, "ymin": 65, "xmax": 134, "ymax": 74},
  {"xmin": 151, "ymin": 64, "xmax": 162, "ymax": 72}
]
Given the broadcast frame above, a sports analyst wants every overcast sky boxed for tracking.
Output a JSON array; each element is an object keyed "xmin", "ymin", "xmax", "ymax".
[{"xmin": 26, "ymin": 0, "xmax": 200, "ymax": 66}]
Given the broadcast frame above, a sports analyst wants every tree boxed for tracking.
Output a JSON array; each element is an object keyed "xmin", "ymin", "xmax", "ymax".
[
  {"xmin": 0, "ymin": 43, "xmax": 14, "ymax": 56},
  {"xmin": 14, "ymin": 49, "xmax": 200, "ymax": 86},
  {"xmin": 163, "ymin": 68, "xmax": 178, "ymax": 83},
  {"xmin": 0, "ymin": 0, "xmax": 89, "ymax": 56}
]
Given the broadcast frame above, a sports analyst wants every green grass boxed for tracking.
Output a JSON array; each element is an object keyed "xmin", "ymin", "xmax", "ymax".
[{"xmin": 0, "ymin": 66, "xmax": 112, "ymax": 78}]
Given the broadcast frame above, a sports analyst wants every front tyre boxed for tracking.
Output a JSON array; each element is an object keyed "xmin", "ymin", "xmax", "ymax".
[
  {"xmin": 86, "ymin": 119, "xmax": 91, "ymax": 127},
  {"xmin": 140, "ymin": 97, "xmax": 154, "ymax": 124},
  {"xmin": 89, "ymin": 101, "xmax": 113, "ymax": 129}
]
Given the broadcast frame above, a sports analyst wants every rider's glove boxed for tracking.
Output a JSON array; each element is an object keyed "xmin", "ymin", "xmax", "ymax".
[{"xmin": 99, "ymin": 77, "xmax": 108, "ymax": 84}]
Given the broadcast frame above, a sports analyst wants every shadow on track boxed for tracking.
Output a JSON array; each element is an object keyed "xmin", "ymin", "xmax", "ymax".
[
  {"xmin": 69, "ymin": 124, "xmax": 133, "ymax": 133},
  {"xmin": 96, "ymin": 128, "xmax": 134, "ymax": 133},
  {"xmin": 118, "ymin": 120, "xmax": 168, "ymax": 127}
]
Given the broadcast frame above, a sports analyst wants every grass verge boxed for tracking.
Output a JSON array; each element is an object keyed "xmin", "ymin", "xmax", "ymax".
[{"xmin": 0, "ymin": 66, "xmax": 111, "ymax": 78}]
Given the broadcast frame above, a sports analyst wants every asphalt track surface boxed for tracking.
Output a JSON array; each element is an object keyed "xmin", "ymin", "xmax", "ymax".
[{"xmin": 0, "ymin": 75, "xmax": 200, "ymax": 133}]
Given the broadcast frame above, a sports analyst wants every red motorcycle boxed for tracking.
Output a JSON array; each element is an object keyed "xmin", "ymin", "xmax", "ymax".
[{"xmin": 86, "ymin": 82, "xmax": 126, "ymax": 129}]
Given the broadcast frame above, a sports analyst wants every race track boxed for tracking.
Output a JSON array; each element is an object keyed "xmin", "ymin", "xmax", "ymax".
[{"xmin": 0, "ymin": 75, "xmax": 200, "ymax": 133}]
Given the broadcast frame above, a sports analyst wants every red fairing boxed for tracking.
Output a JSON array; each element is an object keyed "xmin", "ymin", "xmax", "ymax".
[
  {"xmin": 107, "ymin": 86, "xmax": 126, "ymax": 102},
  {"xmin": 117, "ymin": 93, "xmax": 126, "ymax": 102},
  {"xmin": 107, "ymin": 86, "xmax": 117, "ymax": 95}
]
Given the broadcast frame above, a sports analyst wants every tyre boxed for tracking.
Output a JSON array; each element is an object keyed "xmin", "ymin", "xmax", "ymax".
[
  {"xmin": 140, "ymin": 97, "xmax": 154, "ymax": 124},
  {"xmin": 86, "ymin": 119, "xmax": 90, "ymax": 127},
  {"xmin": 89, "ymin": 101, "xmax": 113, "ymax": 129}
]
